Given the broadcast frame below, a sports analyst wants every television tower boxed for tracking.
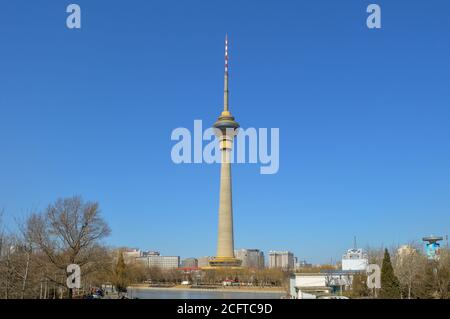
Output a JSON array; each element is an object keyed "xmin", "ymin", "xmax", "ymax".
[{"xmin": 208, "ymin": 35, "xmax": 242, "ymax": 268}]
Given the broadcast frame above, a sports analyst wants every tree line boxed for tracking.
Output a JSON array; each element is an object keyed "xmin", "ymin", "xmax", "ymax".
[
  {"xmin": 349, "ymin": 246, "xmax": 450, "ymax": 299},
  {"xmin": 1, "ymin": 196, "xmax": 449, "ymax": 299},
  {"xmin": 0, "ymin": 196, "xmax": 112, "ymax": 299},
  {"xmin": 0, "ymin": 196, "xmax": 289, "ymax": 299}
]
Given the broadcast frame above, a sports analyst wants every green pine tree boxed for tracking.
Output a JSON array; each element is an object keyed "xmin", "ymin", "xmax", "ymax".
[{"xmin": 380, "ymin": 248, "xmax": 401, "ymax": 298}]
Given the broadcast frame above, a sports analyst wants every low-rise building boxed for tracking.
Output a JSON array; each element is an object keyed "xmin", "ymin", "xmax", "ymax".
[
  {"xmin": 289, "ymin": 272, "xmax": 355, "ymax": 299},
  {"xmin": 289, "ymin": 273, "xmax": 332, "ymax": 299}
]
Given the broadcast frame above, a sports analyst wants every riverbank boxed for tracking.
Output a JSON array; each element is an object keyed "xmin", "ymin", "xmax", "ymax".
[{"xmin": 129, "ymin": 284, "xmax": 285, "ymax": 294}]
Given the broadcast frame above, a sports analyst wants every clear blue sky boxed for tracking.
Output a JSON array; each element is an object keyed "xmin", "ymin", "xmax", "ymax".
[{"xmin": 0, "ymin": 1, "xmax": 449, "ymax": 264}]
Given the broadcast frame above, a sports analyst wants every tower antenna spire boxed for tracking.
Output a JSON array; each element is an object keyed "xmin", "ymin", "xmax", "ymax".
[{"xmin": 223, "ymin": 34, "xmax": 229, "ymax": 112}]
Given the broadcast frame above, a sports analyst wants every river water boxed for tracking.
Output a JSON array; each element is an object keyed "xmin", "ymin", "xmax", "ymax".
[{"xmin": 128, "ymin": 288, "xmax": 285, "ymax": 299}]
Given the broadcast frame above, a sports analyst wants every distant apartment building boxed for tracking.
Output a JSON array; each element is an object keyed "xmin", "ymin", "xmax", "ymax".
[
  {"xmin": 149, "ymin": 255, "xmax": 179, "ymax": 269},
  {"xmin": 122, "ymin": 249, "xmax": 166, "ymax": 264},
  {"xmin": 143, "ymin": 250, "xmax": 161, "ymax": 257},
  {"xmin": 341, "ymin": 248, "xmax": 368, "ymax": 271},
  {"xmin": 137, "ymin": 254, "xmax": 180, "ymax": 269},
  {"xmin": 235, "ymin": 249, "xmax": 265, "ymax": 269},
  {"xmin": 295, "ymin": 259, "xmax": 312, "ymax": 269},
  {"xmin": 269, "ymin": 251, "xmax": 294, "ymax": 269},
  {"xmin": 122, "ymin": 249, "xmax": 142, "ymax": 263},
  {"xmin": 197, "ymin": 256, "xmax": 213, "ymax": 268},
  {"xmin": 396, "ymin": 245, "xmax": 417, "ymax": 266},
  {"xmin": 181, "ymin": 258, "xmax": 198, "ymax": 268}
]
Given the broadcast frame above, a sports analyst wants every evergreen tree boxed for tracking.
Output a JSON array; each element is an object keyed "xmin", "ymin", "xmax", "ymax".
[{"xmin": 380, "ymin": 248, "xmax": 401, "ymax": 298}]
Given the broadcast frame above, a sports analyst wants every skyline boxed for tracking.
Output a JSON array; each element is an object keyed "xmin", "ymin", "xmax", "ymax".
[{"xmin": 1, "ymin": 1, "xmax": 450, "ymax": 264}]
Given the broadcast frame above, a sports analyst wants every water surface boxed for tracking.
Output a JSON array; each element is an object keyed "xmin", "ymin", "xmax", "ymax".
[{"xmin": 128, "ymin": 288, "xmax": 285, "ymax": 299}]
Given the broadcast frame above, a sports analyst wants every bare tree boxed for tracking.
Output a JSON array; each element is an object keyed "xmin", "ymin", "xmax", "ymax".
[
  {"xmin": 394, "ymin": 242, "xmax": 426, "ymax": 299},
  {"xmin": 418, "ymin": 248, "xmax": 450, "ymax": 299},
  {"xmin": 0, "ymin": 233, "xmax": 30, "ymax": 299},
  {"xmin": 0, "ymin": 211, "xmax": 14, "ymax": 299},
  {"xmin": 26, "ymin": 196, "xmax": 111, "ymax": 298},
  {"xmin": 366, "ymin": 245, "xmax": 385, "ymax": 266},
  {"xmin": 12, "ymin": 217, "xmax": 34, "ymax": 299}
]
